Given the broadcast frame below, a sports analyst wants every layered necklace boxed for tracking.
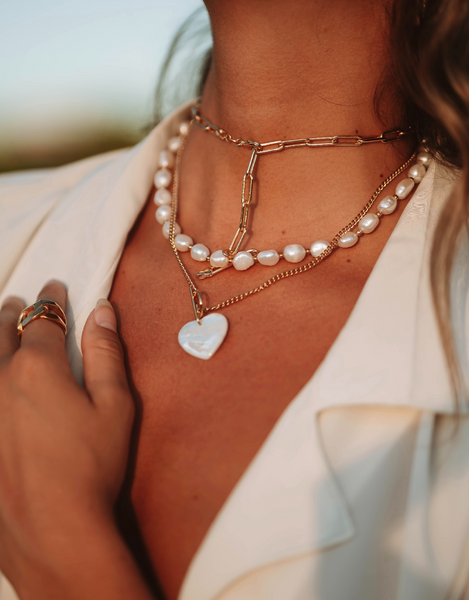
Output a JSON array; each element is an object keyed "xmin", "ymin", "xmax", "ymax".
[{"xmin": 151, "ymin": 104, "xmax": 430, "ymax": 359}]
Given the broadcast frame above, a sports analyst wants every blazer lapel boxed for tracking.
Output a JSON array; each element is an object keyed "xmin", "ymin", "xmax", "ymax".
[
  {"xmin": 179, "ymin": 160, "xmax": 464, "ymax": 600},
  {"xmin": 310, "ymin": 160, "xmax": 462, "ymax": 416},
  {"xmin": 178, "ymin": 378, "xmax": 356, "ymax": 600},
  {"xmin": 0, "ymin": 101, "xmax": 195, "ymax": 383}
]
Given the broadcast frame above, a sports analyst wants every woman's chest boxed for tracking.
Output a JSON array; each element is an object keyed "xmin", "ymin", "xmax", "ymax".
[{"xmin": 108, "ymin": 208, "xmax": 388, "ymax": 600}]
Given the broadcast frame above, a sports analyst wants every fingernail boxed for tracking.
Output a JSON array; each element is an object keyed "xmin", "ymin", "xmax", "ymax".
[{"xmin": 94, "ymin": 298, "xmax": 117, "ymax": 333}]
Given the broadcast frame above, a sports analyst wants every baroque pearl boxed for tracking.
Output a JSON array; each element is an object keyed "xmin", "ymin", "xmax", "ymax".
[
  {"xmin": 338, "ymin": 232, "xmax": 358, "ymax": 248},
  {"xmin": 179, "ymin": 121, "xmax": 190, "ymax": 136},
  {"xmin": 155, "ymin": 205, "xmax": 171, "ymax": 224},
  {"xmin": 210, "ymin": 250, "xmax": 229, "ymax": 268},
  {"xmin": 258, "ymin": 250, "xmax": 280, "ymax": 266},
  {"xmin": 158, "ymin": 150, "xmax": 174, "ymax": 169},
  {"xmin": 395, "ymin": 178, "xmax": 415, "ymax": 199},
  {"xmin": 154, "ymin": 188, "xmax": 172, "ymax": 206},
  {"xmin": 233, "ymin": 251, "xmax": 254, "ymax": 271},
  {"xmin": 378, "ymin": 195, "xmax": 397, "ymax": 215},
  {"xmin": 359, "ymin": 213, "xmax": 379, "ymax": 234},
  {"xmin": 162, "ymin": 221, "xmax": 181, "ymax": 239},
  {"xmin": 175, "ymin": 234, "xmax": 193, "ymax": 252},
  {"xmin": 191, "ymin": 243, "xmax": 210, "ymax": 262},
  {"xmin": 408, "ymin": 163, "xmax": 426, "ymax": 183},
  {"xmin": 168, "ymin": 136, "xmax": 182, "ymax": 153},
  {"xmin": 154, "ymin": 169, "xmax": 172, "ymax": 189},
  {"xmin": 416, "ymin": 151, "xmax": 431, "ymax": 166},
  {"xmin": 310, "ymin": 240, "xmax": 329, "ymax": 258},
  {"xmin": 283, "ymin": 244, "xmax": 306, "ymax": 263}
]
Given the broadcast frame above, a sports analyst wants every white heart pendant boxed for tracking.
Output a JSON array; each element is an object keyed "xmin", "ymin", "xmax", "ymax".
[{"xmin": 178, "ymin": 313, "xmax": 229, "ymax": 360}]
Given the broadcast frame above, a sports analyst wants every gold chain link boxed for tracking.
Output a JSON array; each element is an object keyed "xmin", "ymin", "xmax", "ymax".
[
  {"xmin": 168, "ymin": 128, "xmax": 415, "ymax": 317},
  {"xmin": 191, "ymin": 104, "xmax": 411, "ymax": 152}
]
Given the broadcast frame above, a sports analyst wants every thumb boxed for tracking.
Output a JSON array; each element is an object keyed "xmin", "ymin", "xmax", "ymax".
[{"xmin": 81, "ymin": 299, "xmax": 133, "ymax": 414}]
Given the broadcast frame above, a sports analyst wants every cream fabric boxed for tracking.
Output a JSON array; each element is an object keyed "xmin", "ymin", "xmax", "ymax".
[{"xmin": 0, "ymin": 102, "xmax": 469, "ymax": 600}]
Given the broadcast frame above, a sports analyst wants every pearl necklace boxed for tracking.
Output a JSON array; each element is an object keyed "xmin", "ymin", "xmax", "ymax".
[{"xmin": 152, "ymin": 116, "xmax": 430, "ymax": 359}]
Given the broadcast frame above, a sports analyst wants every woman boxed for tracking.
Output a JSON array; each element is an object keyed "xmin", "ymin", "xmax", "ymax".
[{"xmin": 0, "ymin": 0, "xmax": 468, "ymax": 599}]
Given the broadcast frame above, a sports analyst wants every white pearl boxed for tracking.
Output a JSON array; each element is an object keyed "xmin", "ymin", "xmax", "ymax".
[
  {"xmin": 359, "ymin": 213, "xmax": 380, "ymax": 234},
  {"xmin": 408, "ymin": 163, "xmax": 426, "ymax": 183},
  {"xmin": 283, "ymin": 244, "xmax": 306, "ymax": 263},
  {"xmin": 416, "ymin": 151, "xmax": 431, "ymax": 166},
  {"xmin": 210, "ymin": 250, "xmax": 229, "ymax": 268},
  {"xmin": 338, "ymin": 232, "xmax": 358, "ymax": 248},
  {"xmin": 233, "ymin": 251, "xmax": 254, "ymax": 271},
  {"xmin": 310, "ymin": 240, "xmax": 329, "ymax": 258},
  {"xmin": 191, "ymin": 243, "xmax": 210, "ymax": 262},
  {"xmin": 168, "ymin": 136, "xmax": 182, "ymax": 153},
  {"xmin": 154, "ymin": 169, "xmax": 172, "ymax": 189},
  {"xmin": 162, "ymin": 221, "xmax": 181, "ymax": 239},
  {"xmin": 155, "ymin": 204, "xmax": 171, "ymax": 224},
  {"xmin": 175, "ymin": 234, "xmax": 193, "ymax": 252},
  {"xmin": 158, "ymin": 150, "xmax": 174, "ymax": 169},
  {"xmin": 154, "ymin": 188, "xmax": 172, "ymax": 206},
  {"xmin": 377, "ymin": 195, "xmax": 397, "ymax": 215},
  {"xmin": 179, "ymin": 121, "xmax": 190, "ymax": 136},
  {"xmin": 257, "ymin": 249, "xmax": 280, "ymax": 266},
  {"xmin": 395, "ymin": 177, "xmax": 415, "ymax": 199}
]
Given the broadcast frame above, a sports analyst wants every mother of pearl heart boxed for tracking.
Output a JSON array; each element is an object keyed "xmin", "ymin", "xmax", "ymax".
[{"xmin": 178, "ymin": 313, "xmax": 229, "ymax": 360}]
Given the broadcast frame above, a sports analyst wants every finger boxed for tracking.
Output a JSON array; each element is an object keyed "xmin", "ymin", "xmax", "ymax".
[
  {"xmin": 82, "ymin": 299, "xmax": 133, "ymax": 417},
  {"xmin": 20, "ymin": 280, "xmax": 68, "ymax": 353},
  {"xmin": 0, "ymin": 296, "xmax": 25, "ymax": 361}
]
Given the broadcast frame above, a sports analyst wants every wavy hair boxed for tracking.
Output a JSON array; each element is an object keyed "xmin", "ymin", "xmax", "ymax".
[{"xmin": 392, "ymin": 0, "xmax": 469, "ymax": 409}]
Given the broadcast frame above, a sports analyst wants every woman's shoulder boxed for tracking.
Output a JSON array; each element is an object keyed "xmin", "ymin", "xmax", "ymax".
[{"xmin": 0, "ymin": 147, "xmax": 133, "ymax": 292}]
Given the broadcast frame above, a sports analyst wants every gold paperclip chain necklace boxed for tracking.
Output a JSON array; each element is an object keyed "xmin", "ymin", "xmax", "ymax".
[
  {"xmin": 191, "ymin": 104, "xmax": 411, "ymax": 152},
  {"xmin": 169, "ymin": 124, "xmax": 415, "ymax": 322}
]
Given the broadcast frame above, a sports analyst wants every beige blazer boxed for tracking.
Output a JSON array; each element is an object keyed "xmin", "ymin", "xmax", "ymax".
[{"xmin": 1, "ymin": 102, "xmax": 469, "ymax": 600}]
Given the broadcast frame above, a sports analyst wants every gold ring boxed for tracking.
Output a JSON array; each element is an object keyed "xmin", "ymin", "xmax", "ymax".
[{"xmin": 17, "ymin": 298, "xmax": 67, "ymax": 338}]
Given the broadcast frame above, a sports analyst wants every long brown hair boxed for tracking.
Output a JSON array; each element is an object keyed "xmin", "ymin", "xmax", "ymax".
[
  {"xmin": 155, "ymin": 0, "xmax": 469, "ymax": 404},
  {"xmin": 390, "ymin": 0, "xmax": 469, "ymax": 404}
]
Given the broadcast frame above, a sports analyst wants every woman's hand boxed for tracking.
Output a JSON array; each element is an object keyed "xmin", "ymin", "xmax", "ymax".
[{"xmin": 0, "ymin": 280, "xmax": 147, "ymax": 599}]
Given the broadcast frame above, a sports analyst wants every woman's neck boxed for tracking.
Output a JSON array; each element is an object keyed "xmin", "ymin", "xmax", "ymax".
[
  {"xmin": 201, "ymin": 0, "xmax": 400, "ymax": 140},
  {"xmin": 179, "ymin": 0, "xmax": 411, "ymax": 251}
]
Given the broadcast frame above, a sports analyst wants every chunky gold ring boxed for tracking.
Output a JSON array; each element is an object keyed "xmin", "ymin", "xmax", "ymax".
[{"xmin": 17, "ymin": 299, "xmax": 67, "ymax": 339}]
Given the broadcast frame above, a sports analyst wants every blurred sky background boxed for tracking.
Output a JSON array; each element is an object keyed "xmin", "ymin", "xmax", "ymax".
[{"xmin": 0, "ymin": 0, "xmax": 205, "ymax": 172}]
